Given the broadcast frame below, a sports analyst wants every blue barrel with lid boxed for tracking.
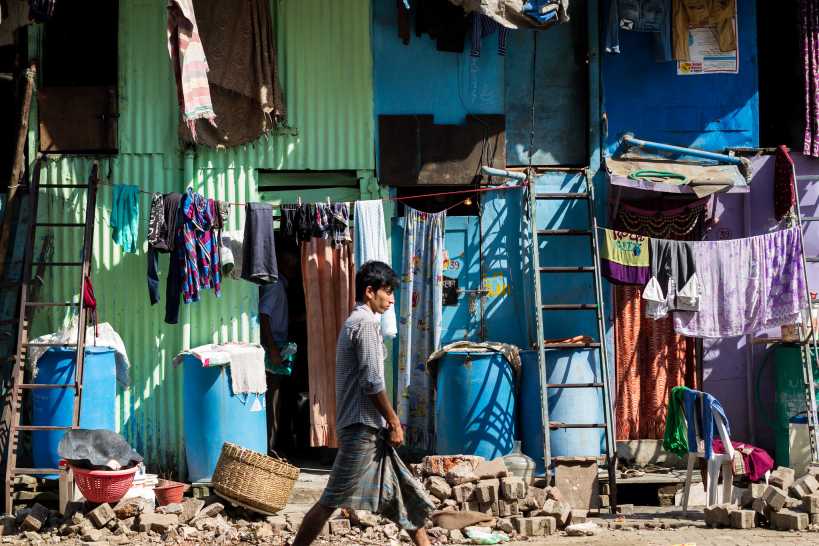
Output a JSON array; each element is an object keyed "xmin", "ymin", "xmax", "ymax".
[{"xmin": 434, "ymin": 351, "xmax": 517, "ymax": 460}]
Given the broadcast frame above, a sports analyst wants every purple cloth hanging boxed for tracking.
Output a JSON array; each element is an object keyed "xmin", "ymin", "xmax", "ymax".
[{"xmin": 802, "ymin": 0, "xmax": 819, "ymax": 157}]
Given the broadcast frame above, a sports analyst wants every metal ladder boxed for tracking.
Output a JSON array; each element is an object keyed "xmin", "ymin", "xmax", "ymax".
[
  {"xmin": 3, "ymin": 162, "xmax": 99, "ymax": 513},
  {"xmin": 527, "ymin": 167, "xmax": 618, "ymax": 512},
  {"xmin": 793, "ymin": 168, "xmax": 819, "ymax": 464}
]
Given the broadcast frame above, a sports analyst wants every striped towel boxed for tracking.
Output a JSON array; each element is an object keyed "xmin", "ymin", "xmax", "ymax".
[{"xmin": 167, "ymin": 0, "xmax": 216, "ymax": 139}]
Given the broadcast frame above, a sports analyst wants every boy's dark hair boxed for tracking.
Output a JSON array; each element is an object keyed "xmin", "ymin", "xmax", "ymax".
[{"xmin": 355, "ymin": 261, "xmax": 399, "ymax": 302}]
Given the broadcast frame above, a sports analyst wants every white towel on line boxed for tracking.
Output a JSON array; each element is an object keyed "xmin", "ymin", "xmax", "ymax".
[{"xmin": 354, "ymin": 200, "xmax": 398, "ymax": 338}]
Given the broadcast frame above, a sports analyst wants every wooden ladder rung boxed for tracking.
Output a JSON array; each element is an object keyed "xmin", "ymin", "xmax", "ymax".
[
  {"xmin": 14, "ymin": 425, "xmax": 73, "ymax": 431},
  {"xmin": 17, "ymin": 383, "xmax": 78, "ymax": 390},
  {"xmin": 11, "ymin": 468, "xmax": 64, "ymax": 475}
]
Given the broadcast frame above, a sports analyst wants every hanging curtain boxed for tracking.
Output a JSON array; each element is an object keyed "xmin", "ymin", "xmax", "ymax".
[
  {"xmin": 397, "ymin": 207, "xmax": 445, "ymax": 451},
  {"xmin": 301, "ymin": 237, "xmax": 355, "ymax": 448},
  {"xmin": 613, "ymin": 199, "xmax": 704, "ymax": 441},
  {"xmin": 802, "ymin": 0, "xmax": 819, "ymax": 157}
]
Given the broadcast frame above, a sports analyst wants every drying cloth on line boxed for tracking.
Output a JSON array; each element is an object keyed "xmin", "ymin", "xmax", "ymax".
[
  {"xmin": 182, "ymin": 0, "xmax": 286, "ymax": 147},
  {"xmin": 643, "ymin": 239, "xmax": 700, "ymax": 319},
  {"xmin": 673, "ymin": 226, "xmax": 808, "ymax": 338},
  {"xmin": 319, "ymin": 424, "xmax": 435, "ymax": 531},
  {"xmin": 180, "ymin": 190, "xmax": 221, "ymax": 303},
  {"xmin": 110, "ymin": 184, "xmax": 140, "ymax": 254},
  {"xmin": 354, "ymin": 200, "xmax": 398, "ymax": 339},
  {"xmin": 241, "ymin": 202, "xmax": 278, "ymax": 284},
  {"xmin": 774, "ymin": 144, "xmax": 797, "ymax": 221},
  {"xmin": 426, "ymin": 341, "xmax": 522, "ymax": 379},
  {"xmin": 599, "ymin": 228, "xmax": 650, "ymax": 285},
  {"xmin": 397, "ymin": 206, "xmax": 445, "ymax": 451},
  {"xmin": 167, "ymin": 0, "xmax": 216, "ymax": 138},
  {"xmin": 28, "ymin": 318, "xmax": 131, "ymax": 386}
]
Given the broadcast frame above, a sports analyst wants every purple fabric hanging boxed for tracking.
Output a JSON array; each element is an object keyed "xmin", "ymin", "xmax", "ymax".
[{"xmin": 802, "ymin": 0, "xmax": 819, "ymax": 157}]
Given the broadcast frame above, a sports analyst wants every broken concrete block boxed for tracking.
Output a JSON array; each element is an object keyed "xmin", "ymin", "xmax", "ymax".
[
  {"xmin": 729, "ymin": 509, "xmax": 755, "ymax": 529},
  {"xmin": 452, "ymin": 482, "xmax": 475, "ymax": 503},
  {"xmin": 752, "ymin": 497, "xmax": 769, "ymax": 518},
  {"xmin": 87, "ymin": 503, "xmax": 115, "ymax": 528},
  {"xmin": 20, "ymin": 503, "xmax": 50, "ymax": 532},
  {"xmin": 519, "ymin": 486, "xmax": 546, "ymax": 511},
  {"xmin": 812, "ymin": 512, "xmax": 819, "ymax": 525},
  {"xmin": 741, "ymin": 483, "xmax": 768, "ymax": 507},
  {"xmin": 790, "ymin": 474, "xmax": 819, "ymax": 500},
  {"xmin": 0, "ymin": 515, "xmax": 16, "ymax": 536},
  {"xmin": 474, "ymin": 458, "xmax": 508, "ymax": 479},
  {"xmin": 770, "ymin": 467, "xmax": 796, "ymax": 490},
  {"xmin": 113, "ymin": 497, "xmax": 153, "ymax": 520},
  {"xmin": 179, "ymin": 498, "xmax": 205, "ymax": 524},
  {"xmin": 464, "ymin": 500, "xmax": 483, "ymax": 513},
  {"xmin": 495, "ymin": 518, "xmax": 513, "ymax": 533},
  {"xmin": 329, "ymin": 519, "xmax": 350, "ymax": 535},
  {"xmin": 425, "ymin": 476, "xmax": 452, "ymax": 501},
  {"xmin": 704, "ymin": 504, "xmax": 733, "ymax": 527},
  {"xmin": 446, "ymin": 462, "xmax": 480, "ymax": 486},
  {"xmin": 479, "ymin": 501, "xmax": 497, "ymax": 516},
  {"xmin": 598, "ymin": 494, "xmax": 610, "ymax": 508},
  {"xmin": 156, "ymin": 503, "xmax": 183, "ymax": 515},
  {"xmin": 771, "ymin": 509, "xmax": 808, "ymax": 531},
  {"xmin": 785, "ymin": 495, "xmax": 803, "ymax": 509},
  {"xmin": 422, "ymin": 455, "xmax": 483, "ymax": 478},
  {"xmin": 80, "ymin": 527, "xmax": 107, "ymax": 542},
  {"xmin": 500, "ymin": 477, "xmax": 526, "ymax": 500},
  {"xmin": 804, "ymin": 493, "xmax": 819, "ymax": 514},
  {"xmin": 541, "ymin": 499, "xmax": 571, "ymax": 527},
  {"xmin": 136, "ymin": 513, "xmax": 179, "ymax": 533},
  {"xmin": 616, "ymin": 503, "xmax": 634, "ymax": 515},
  {"xmin": 763, "ymin": 485, "xmax": 788, "ymax": 512},
  {"xmin": 570, "ymin": 509, "xmax": 588, "ymax": 524},
  {"xmin": 512, "ymin": 516, "xmax": 556, "ymax": 536},
  {"xmin": 474, "ymin": 479, "xmax": 500, "ymax": 504},
  {"xmin": 194, "ymin": 502, "xmax": 224, "ymax": 521},
  {"xmin": 496, "ymin": 499, "xmax": 518, "ymax": 518}
]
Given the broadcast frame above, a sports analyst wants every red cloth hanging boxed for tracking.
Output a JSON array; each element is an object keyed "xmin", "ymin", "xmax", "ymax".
[{"xmin": 774, "ymin": 145, "xmax": 797, "ymax": 221}]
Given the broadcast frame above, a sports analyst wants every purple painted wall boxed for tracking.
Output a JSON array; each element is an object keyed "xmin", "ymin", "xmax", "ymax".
[{"xmin": 701, "ymin": 153, "xmax": 819, "ymax": 453}]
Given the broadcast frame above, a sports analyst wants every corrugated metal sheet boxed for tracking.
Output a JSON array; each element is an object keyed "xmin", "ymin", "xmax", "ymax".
[{"xmin": 25, "ymin": 0, "xmax": 375, "ymax": 477}]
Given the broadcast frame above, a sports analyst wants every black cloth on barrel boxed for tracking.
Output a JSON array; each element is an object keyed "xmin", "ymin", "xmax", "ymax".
[{"xmin": 57, "ymin": 429, "xmax": 143, "ymax": 470}]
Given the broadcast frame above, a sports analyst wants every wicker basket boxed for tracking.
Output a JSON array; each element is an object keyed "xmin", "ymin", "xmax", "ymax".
[{"xmin": 211, "ymin": 442, "xmax": 299, "ymax": 514}]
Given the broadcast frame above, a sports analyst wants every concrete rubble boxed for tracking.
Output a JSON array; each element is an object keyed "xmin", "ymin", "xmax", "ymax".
[{"xmin": 8, "ymin": 461, "xmax": 819, "ymax": 544}]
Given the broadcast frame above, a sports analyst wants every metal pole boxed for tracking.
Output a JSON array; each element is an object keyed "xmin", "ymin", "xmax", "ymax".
[{"xmin": 620, "ymin": 133, "xmax": 744, "ymax": 166}]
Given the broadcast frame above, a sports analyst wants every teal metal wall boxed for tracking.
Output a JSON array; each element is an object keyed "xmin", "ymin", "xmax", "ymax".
[{"xmin": 25, "ymin": 0, "xmax": 376, "ymax": 475}]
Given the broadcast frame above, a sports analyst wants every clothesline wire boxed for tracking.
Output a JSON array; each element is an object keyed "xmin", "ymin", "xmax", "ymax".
[
  {"xmin": 596, "ymin": 224, "xmax": 796, "ymax": 244},
  {"xmin": 94, "ymin": 178, "xmax": 528, "ymax": 207}
]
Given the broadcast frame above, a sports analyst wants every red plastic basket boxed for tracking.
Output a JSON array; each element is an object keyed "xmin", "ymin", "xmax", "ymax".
[{"xmin": 70, "ymin": 465, "xmax": 138, "ymax": 504}]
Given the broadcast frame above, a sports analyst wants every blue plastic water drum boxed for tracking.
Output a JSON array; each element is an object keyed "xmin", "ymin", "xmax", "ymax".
[
  {"xmin": 434, "ymin": 351, "xmax": 517, "ymax": 460},
  {"xmin": 32, "ymin": 347, "xmax": 117, "ymax": 473},
  {"xmin": 520, "ymin": 349, "xmax": 604, "ymax": 475},
  {"xmin": 182, "ymin": 355, "xmax": 268, "ymax": 483}
]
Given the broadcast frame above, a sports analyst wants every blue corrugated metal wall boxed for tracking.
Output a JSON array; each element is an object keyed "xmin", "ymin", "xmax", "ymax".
[{"xmin": 602, "ymin": 1, "xmax": 759, "ymax": 153}]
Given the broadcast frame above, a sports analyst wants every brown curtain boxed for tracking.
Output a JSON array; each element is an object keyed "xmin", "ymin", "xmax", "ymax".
[
  {"xmin": 301, "ymin": 238, "xmax": 355, "ymax": 448},
  {"xmin": 613, "ymin": 198, "xmax": 705, "ymax": 441}
]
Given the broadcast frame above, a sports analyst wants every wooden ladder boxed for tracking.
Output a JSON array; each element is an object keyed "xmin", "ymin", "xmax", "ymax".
[{"xmin": 3, "ymin": 162, "xmax": 99, "ymax": 513}]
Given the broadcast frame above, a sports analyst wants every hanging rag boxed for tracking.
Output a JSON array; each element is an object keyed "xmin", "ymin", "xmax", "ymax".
[
  {"xmin": 221, "ymin": 343, "xmax": 267, "ymax": 395},
  {"xmin": 182, "ymin": 0, "xmax": 286, "ymax": 147},
  {"xmin": 451, "ymin": 0, "xmax": 570, "ymax": 28},
  {"xmin": 672, "ymin": 0, "xmax": 737, "ymax": 62},
  {"xmin": 241, "ymin": 202, "xmax": 278, "ymax": 284},
  {"xmin": 642, "ymin": 239, "xmax": 700, "ymax": 319},
  {"xmin": 83, "ymin": 275, "xmax": 98, "ymax": 335},
  {"xmin": 673, "ymin": 227, "xmax": 808, "ymax": 338},
  {"xmin": 110, "ymin": 184, "xmax": 140, "ymax": 254},
  {"xmin": 302, "ymin": 237, "xmax": 355, "ymax": 447},
  {"xmin": 599, "ymin": 228, "xmax": 651, "ymax": 285},
  {"xmin": 397, "ymin": 206, "xmax": 445, "ymax": 451},
  {"xmin": 167, "ymin": 0, "xmax": 216, "ymax": 138},
  {"xmin": 712, "ymin": 439, "xmax": 774, "ymax": 483},
  {"xmin": 146, "ymin": 192, "xmax": 184, "ymax": 319},
  {"xmin": 605, "ymin": 0, "xmax": 673, "ymax": 62},
  {"xmin": 802, "ymin": 0, "xmax": 819, "ymax": 157},
  {"xmin": 179, "ymin": 190, "xmax": 221, "ymax": 304},
  {"xmin": 470, "ymin": 13, "xmax": 509, "ymax": 57},
  {"xmin": 330, "ymin": 203, "xmax": 353, "ymax": 247},
  {"xmin": 354, "ymin": 200, "xmax": 398, "ymax": 339},
  {"xmin": 774, "ymin": 145, "xmax": 797, "ymax": 221},
  {"xmin": 662, "ymin": 385, "xmax": 690, "ymax": 458}
]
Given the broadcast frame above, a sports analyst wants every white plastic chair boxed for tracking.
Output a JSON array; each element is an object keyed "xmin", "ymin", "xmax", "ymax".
[{"xmin": 680, "ymin": 395, "xmax": 735, "ymax": 513}]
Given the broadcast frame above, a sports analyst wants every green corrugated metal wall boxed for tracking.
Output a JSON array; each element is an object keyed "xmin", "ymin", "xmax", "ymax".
[{"xmin": 26, "ymin": 0, "xmax": 375, "ymax": 475}]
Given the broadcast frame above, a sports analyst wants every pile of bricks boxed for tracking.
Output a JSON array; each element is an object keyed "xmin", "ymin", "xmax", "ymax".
[
  {"xmin": 705, "ymin": 465, "xmax": 819, "ymax": 531},
  {"xmin": 412, "ymin": 454, "xmax": 589, "ymax": 538}
]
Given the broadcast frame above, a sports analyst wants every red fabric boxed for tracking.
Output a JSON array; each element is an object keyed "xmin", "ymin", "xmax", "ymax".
[
  {"xmin": 774, "ymin": 145, "xmax": 797, "ymax": 221},
  {"xmin": 614, "ymin": 286, "xmax": 698, "ymax": 440},
  {"xmin": 713, "ymin": 439, "xmax": 775, "ymax": 482}
]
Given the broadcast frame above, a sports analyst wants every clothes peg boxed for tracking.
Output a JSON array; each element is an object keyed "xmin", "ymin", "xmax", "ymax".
[{"xmin": 298, "ymin": 196, "xmax": 302, "ymax": 206}]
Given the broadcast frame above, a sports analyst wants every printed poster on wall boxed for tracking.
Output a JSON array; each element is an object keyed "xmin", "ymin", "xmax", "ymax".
[{"xmin": 677, "ymin": 7, "xmax": 739, "ymax": 76}]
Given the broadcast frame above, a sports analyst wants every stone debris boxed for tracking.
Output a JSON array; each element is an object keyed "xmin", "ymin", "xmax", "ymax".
[
  {"xmin": 565, "ymin": 521, "xmax": 600, "ymax": 536},
  {"xmin": 86, "ymin": 503, "xmax": 115, "ymax": 528},
  {"xmin": 771, "ymin": 466, "xmax": 796, "ymax": 490}
]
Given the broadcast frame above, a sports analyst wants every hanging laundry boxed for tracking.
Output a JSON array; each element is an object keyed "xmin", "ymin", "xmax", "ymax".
[
  {"xmin": 452, "ymin": 0, "xmax": 570, "ymax": 27},
  {"xmin": 354, "ymin": 200, "xmax": 399, "ymax": 338},
  {"xmin": 415, "ymin": 0, "xmax": 469, "ymax": 53},
  {"xmin": 179, "ymin": 190, "xmax": 221, "ymax": 303},
  {"xmin": 605, "ymin": 0, "xmax": 673, "ymax": 62},
  {"xmin": 470, "ymin": 13, "xmax": 508, "ymax": 57},
  {"xmin": 642, "ymin": 239, "xmax": 700, "ymax": 319},
  {"xmin": 397, "ymin": 206, "xmax": 445, "ymax": 450},
  {"xmin": 28, "ymin": 0, "xmax": 55, "ymax": 22},
  {"xmin": 110, "ymin": 184, "xmax": 140, "ymax": 254},
  {"xmin": 167, "ymin": 0, "xmax": 216, "ymax": 139},
  {"xmin": 599, "ymin": 228, "xmax": 650, "ymax": 285},
  {"xmin": 329, "ymin": 203, "xmax": 352, "ymax": 247},
  {"xmin": 147, "ymin": 192, "xmax": 184, "ymax": 317},
  {"xmin": 674, "ymin": 227, "xmax": 808, "ymax": 338},
  {"xmin": 774, "ymin": 145, "xmax": 797, "ymax": 221},
  {"xmin": 241, "ymin": 202, "xmax": 278, "ymax": 284},
  {"xmin": 522, "ymin": 0, "xmax": 559, "ymax": 23},
  {"xmin": 801, "ymin": 0, "xmax": 819, "ymax": 157},
  {"xmin": 220, "ymin": 230, "xmax": 244, "ymax": 279}
]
